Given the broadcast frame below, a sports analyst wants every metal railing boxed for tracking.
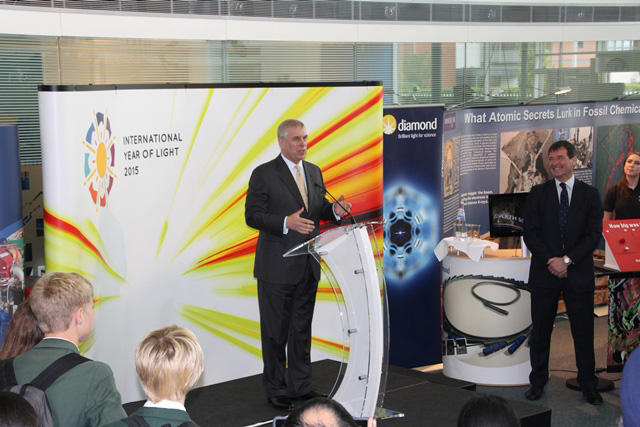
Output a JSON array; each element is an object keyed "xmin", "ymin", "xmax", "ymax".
[{"xmin": 1, "ymin": 0, "xmax": 639, "ymax": 23}]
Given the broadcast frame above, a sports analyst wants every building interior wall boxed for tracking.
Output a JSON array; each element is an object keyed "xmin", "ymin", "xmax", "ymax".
[{"xmin": 0, "ymin": 5, "xmax": 639, "ymax": 271}]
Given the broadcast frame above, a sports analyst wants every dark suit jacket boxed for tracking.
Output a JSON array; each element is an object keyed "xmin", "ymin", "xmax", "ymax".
[
  {"xmin": 102, "ymin": 407, "xmax": 198, "ymax": 427},
  {"xmin": 13, "ymin": 338, "xmax": 126, "ymax": 427},
  {"xmin": 523, "ymin": 178, "xmax": 603, "ymax": 291},
  {"xmin": 245, "ymin": 155, "xmax": 338, "ymax": 284}
]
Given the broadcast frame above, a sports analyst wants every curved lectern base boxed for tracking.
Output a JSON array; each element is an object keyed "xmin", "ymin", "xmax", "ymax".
[
  {"xmin": 375, "ymin": 407, "xmax": 405, "ymax": 420},
  {"xmin": 285, "ymin": 222, "xmax": 392, "ymax": 418}
]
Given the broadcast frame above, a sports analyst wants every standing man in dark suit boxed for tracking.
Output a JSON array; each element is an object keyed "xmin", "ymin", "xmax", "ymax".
[
  {"xmin": 523, "ymin": 140, "xmax": 604, "ymax": 405},
  {"xmin": 245, "ymin": 119, "xmax": 352, "ymax": 411}
]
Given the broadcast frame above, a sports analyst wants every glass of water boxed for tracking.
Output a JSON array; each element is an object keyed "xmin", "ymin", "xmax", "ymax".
[{"xmin": 467, "ymin": 224, "xmax": 480, "ymax": 240}]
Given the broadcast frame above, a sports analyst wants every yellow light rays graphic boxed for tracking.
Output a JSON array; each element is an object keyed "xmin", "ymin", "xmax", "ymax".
[
  {"xmin": 79, "ymin": 331, "xmax": 95, "ymax": 355},
  {"xmin": 180, "ymin": 305, "xmax": 347, "ymax": 359},
  {"xmin": 170, "ymin": 87, "xmax": 336, "ymax": 262},
  {"xmin": 44, "ymin": 258, "xmax": 95, "ymax": 282},
  {"xmin": 308, "ymin": 91, "xmax": 383, "ymax": 165},
  {"xmin": 312, "ymin": 337, "xmax": 349, "ymax": 359},
  {"xmin": 44, "ymin": 207, "xmax": 126, "ymax": 284},
  {"xmin": 44, "ymin": 230, "xmax": 123, "ymax": 284},
  {"xmin": 178, "ymin": 88, "xmax": 329, "ymax": 253},
  {"xmin": 156, "ymin": 89, "xmax": 215, "ymax": 257},
  {"xmin": 188, "ymin": 252, "xmax": 254, "ymax": 280},
  {"xmin": 176, "ymin": 90, "xmax": 382, "ymax": 282},
  {"xmin": 76, "ymin": 289, "xmax": 121, "ymax": 357},
  {"xmin": 157, "ymin": 221, "xmax": 169, "ymax": 260},
  {"xmin": 174, "ymin": 91, "xmax": 271, "ymax": 253},
  {"xmin": 42, "ymin": 86, "xmax": 382, "ymax": 401},
  {"xmin": 174, "ymin": 88, "xmax": 372, "ymax": 270},
  {"xmin": 158, "ymin": 89, "xmax": 383, "ymax": 364},
  {"xmin": 180, "ymin": 305, "xmax": 262, "ymax": 358},
  {"xmin": 218, "ymin": 87, "xmax": 334, "ymax": 179},
  {"xmin": 183, "ymin": 305, "xmax": 261, "ymax": 339},
  {"xmin": 186, "ymin": 231, "xmax": 254, "ymax": 275},
  {"xmin": 192, "ymin": 88, "xmax": 269, "ymax": 196},
  {"xmin": 210, "ymin": 281, "xmax": 345, "ymax": 304},
  {"xmin": 94, "ymin": 295, "xmax": 119, "ymax": 309},
  {"xmin": 211, "ymin": 284, "xmax": 257, "ymax": 297}
]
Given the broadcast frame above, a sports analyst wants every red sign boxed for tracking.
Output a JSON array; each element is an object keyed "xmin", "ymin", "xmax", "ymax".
[{"xmin": 603, "ymin": 220, "xmax": 640, "ymax": 271}]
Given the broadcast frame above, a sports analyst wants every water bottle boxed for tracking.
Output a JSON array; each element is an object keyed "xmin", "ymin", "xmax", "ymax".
[{"xmin": 455, "ymin": 205, "xmax": 467, "ymax": 240}]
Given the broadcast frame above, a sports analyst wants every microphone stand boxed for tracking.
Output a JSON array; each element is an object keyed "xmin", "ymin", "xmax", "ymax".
[{"xmin": 315, "ymin": 183, "xmax": 357, "ymax": 225}]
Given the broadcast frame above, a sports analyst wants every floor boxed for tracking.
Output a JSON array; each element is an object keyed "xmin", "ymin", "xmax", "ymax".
[{"xmin": 416, "ymin": 309, "xmax": 623, "ymax": 427}]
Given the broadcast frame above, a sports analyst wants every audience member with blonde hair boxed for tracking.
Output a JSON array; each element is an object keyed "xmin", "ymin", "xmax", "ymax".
[
  {"xmin": 0, "ymin": 300, "xmax": 44, "ymax": 359},
  {"xmin": 0, "ymin": 272, "xmax": 126, "ymax": 426},
  {"xmin": 104, "ymin": 325, "xmax": 204, "ymax": 427}
]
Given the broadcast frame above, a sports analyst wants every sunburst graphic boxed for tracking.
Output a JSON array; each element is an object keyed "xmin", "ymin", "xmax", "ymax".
[
  {"xmin": 83, "ymin": 112, "xmax": 117, "ymax": 209},
  {"xmin": 44, "ymin": 86, "xmax": 384, "ymax": 401},
  {"xmin": 382, "ymin": 114, "xmax": 397, "ymax": 135}
]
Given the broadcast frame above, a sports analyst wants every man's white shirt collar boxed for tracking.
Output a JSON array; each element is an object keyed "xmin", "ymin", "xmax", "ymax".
[
  {"xmin": 43, "ymin": 336, "xmax": 79, "ymax": 351},
  {"xmin": 555, "ymin": 175, "xmax": 575, "ymax": 190},
  {"xmin": 555, "ymin": 175, "xmax": 575, "ymax": 202},
  {"xmin": 143, "ymin": 400, "xmax": 186, "ymax": 411},
  {"xmin": 281, "ymin": 154, "xmax": 304, "ymax": 175}
]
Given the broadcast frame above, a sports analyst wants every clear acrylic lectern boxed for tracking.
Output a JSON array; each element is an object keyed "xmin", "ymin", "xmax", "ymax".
[{"xmin": 284, "ymin": 221, "xmax": 402, "ymax": 420}]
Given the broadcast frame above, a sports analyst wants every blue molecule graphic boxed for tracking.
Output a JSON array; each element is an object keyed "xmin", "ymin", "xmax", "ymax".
[{"xmin": 384, "ymin": 184, "xmax": 438, "ymax": 282}]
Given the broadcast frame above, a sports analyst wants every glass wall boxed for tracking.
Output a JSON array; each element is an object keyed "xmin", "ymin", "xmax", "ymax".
[{"xmin": 0, "ymin": 35, "xmax": 638, "ymax": 163}]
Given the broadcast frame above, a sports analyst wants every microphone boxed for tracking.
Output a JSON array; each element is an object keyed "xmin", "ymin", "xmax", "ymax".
[{"xmin": 315, "ymin": 183, "xmax": 357, "ymax": 225}]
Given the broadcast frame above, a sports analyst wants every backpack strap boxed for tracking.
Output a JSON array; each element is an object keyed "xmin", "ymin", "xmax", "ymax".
[
  {"xmin": 29, "ymin": 353, "xmax": 90, "ymax": 391},
  {"xmin": 121, "ymin": 415, "xmax": 197, "ymax": 427},
  {"xmin": 0, "ymin": 357, "xmax": 18, "ymax": 388},
  {"xmin": 121, "ymin": 415, "xmax": 152, "ymax": 427}
]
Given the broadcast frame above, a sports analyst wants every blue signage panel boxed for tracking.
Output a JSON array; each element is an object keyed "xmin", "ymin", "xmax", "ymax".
[{"xmin": 383, "ymin": 106, "xmax": 444, "ymax": 367}]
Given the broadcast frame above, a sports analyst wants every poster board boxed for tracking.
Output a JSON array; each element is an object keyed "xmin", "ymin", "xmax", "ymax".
[
  {"xmin": 39, "ymin": 82, "xmax": 383, "ymax": 402},
  {"xmin": 442, "ymin": 100, "xmax": 640, "ymax": 233},
  {"xmin": 603, "ymin": 219, "xmax": 640, "ymax": 271},
  {"xmin": 0, "ymin": 125, "xmax": 25, "ymax": 343},
  {"xmin": 382, "ymin": 105, "xmax": 443, "ymax": 367}
]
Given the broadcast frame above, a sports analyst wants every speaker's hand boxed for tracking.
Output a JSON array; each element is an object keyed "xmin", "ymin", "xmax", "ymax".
[{"xmin": 286, "ymin": 207, "xmax": 315, "ymax": 234}]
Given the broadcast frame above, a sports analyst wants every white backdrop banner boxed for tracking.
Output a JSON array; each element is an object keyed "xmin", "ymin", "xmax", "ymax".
[{"xmin": 39, "ymin": 83, "xmax": 383, "ymax": 402}]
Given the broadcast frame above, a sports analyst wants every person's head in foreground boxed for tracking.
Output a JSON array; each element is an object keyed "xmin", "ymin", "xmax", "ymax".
[
  {"xmin": 283, "ymin": 397, "xmax": 358, "ymax": 427},
  {"xmin": 28, "ymin": 272, "xmax": 94, "ymax": 343},
  {"xmin": 457, "ymin": 394, "xmax": 520, "ymax": 427},
  {"xmin": 0, "ymin": 390, "xmax": 38, "ymax": 427},
  {"xmin": 135, "ymin": 325, "xmax": 204, "ymax": 404}
]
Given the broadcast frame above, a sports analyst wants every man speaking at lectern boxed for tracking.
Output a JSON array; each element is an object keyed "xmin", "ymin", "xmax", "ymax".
[
  {"xmin": 245, "ymin": 119, "xmax": 352, "ymax": 411},
  {"xmin": 523, "ymin": 140, "xmax": 604, "ymax": 405}
]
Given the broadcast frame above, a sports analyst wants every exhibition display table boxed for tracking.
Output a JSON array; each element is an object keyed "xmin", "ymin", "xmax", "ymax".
[
  {"xmin": 434, "ymin": 236, "xmax": 498, "ymax": 262},
  {"xmin": 436, "ymin": 240, "xmax": 532, "ymax": 385}
]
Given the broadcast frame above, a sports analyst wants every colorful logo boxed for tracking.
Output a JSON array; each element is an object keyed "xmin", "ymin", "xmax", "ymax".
[
  {"xmin": 383, "ymin": 114, "xmax": 397, "ymax": 135},
  {"xmin": 83, "ymin": 112, "xmax": 116, "ymax": 208}
]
